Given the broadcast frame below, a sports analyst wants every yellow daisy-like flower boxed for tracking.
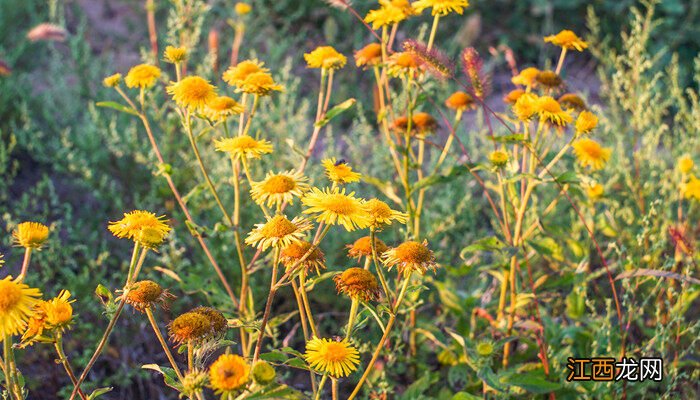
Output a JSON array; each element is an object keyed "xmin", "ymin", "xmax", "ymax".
[
  {"xmin": 304, "ymin": 46, "xmax": 347, "ymax": 70},
  {"xmin": 12, "ymin": 221, "xmax": 50, "ymax": 249},
  {"xmin": 575, "ymin": 110, "xmax": 598, "ymax": 135},
  {"xmin": 678, "ymin": 155, "xmax": 694, "ymax": 174},
  {"xmin": 413, "ymin": 0, "xmax": 469, "ymax": 16},
  {"xmin": 108, "ymin": 210, "xmax": 171, "ymax": 249},
  {"xmin": 347, "ymin": 236, "xmax": 389, "ymax": 260},
  {"xmin": 445, "ymin": 91, "xmax": 476, "ymax": 111},
  {"xmin": 489, "ymin": 150, "xmax": 509, "ymax": 167},
  {"xmin": 334, "ymin": 267, "xmax": 381, "ymax": 302},
  {"xmin": 210, "ymin": 354, "xmax": 250, "ymax": 393},
  {"xmin": 572, "ymin": 138, "xmax": 611, "ymax": 170},
  {"xmin": 214, "ymin": 135, "xmax": 273, "ymax": 160},
  {"xmin": 387, "ymin": 51, "xmax": 421, "ymax": 78},
  {"xmin": 20, "ymin": 312, "xmax": 46, "ymax": 346},
  {"xmin": 167, "ymin": 76, "xmax": 217, "ymax": 111},
  {"xmin": 503, "ymin": 89, "xmax": 525, "ymax": 105},
  {"xmin": 280, "ymin": 241, "xmax": 326, "ymax": 274},
  {"xmin": 304, "ymin": 337, "xmax": 360, "ymax": 378},
  {"xmin": 0, "ymin": 276, "xmax": 42, "ymax": 338},
  {"xmin": 302, "ymin": 187, "xmax": 371, "ymax": 231},
  {"xmin": 223, "ymin": 59, "xmax": 268, "ymax": 88},
  {"xmin": 204, "ymin": 96, "xmax": 244, "ymax": 122},
  {"xmin": 511, "ymin": 67, "xmax": 539, "ymax": 87},
  {"xmin": 354, "ymin": 43, "xmax": 383, "ymax": 68},
  {"xmin": 586, "ymin": 182, "xmax": 604, "ymax": 200},
  {"xmin": 124, "ymin": 64, "xmax": 161, "ymax": 89},
  {"xmin": 322, "ymin": 158, "xmax": 362, "ymax": 184},
  {"xmin": 544, "ymin": 30, "xmax": 588, "ymax": 51},
  {"xmin": 513, "ymin": 92, "xmax": 539, "ymax": 122},
  {"xmin": 364, "ymin": 0, "xmax": 416, "ymax": 29},
  {"xmin": 251, "ymin": 170, "xmax": 310, "ymax": 208},
  {"xmin": 235, "ymin": 2, "xmax": 252, "ymax": 16},
  {"xmin": 683, "ymin": 175, "xmax": 700, "ymax": 201},
  {"xmin": 536, "ymin": 96, "xmax": 572, "ymax": 126},
  {"xmin": 238, "ymin": 72, "xmax": 284, "ymax": 96},
  {"xmin": 103, "ymin": 73, "xmax": 122, "ymax": 88},
  {"xmin": 382, "ymin": 240, "xmax": 438, "ymax": 277},
  {"xmin": 245, "ymin": 215, "xmax": 313, "ymax": 251},
  {"xmin": 365, "ymin": 198, "xmax": 408, "ymax": 228},
  {"xmin": 163, "ymin": 46, "xmax": 188, "ymax": 64},
  {"xmin": 41, "ymin": 290, "xmax": 74, "ymax": 328}
]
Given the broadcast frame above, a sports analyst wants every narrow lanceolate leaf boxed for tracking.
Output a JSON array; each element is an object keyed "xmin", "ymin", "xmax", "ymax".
[
  {"xmin": 616, "ymin": 268, "xmax": 700, "ymax": 285},
  {"xmin": 490, "ymin": 133, "xmax": 528, "ymax": 144},
  {"xmin": 96, "ymin": 101, "xmax": 139, "ymax": 116},
  {"xmin": 315, "ymin": 98, "xmax": 356, "ymax": 127},
  {"xmin": 412, "ymin": 164, "xmax": 475, "ymax": 191}
]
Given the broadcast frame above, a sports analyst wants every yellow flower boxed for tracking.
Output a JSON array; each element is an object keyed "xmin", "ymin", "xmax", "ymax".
[
  {"xmin": 304, "ymin": 337, "xmax": 360, "ymax": 377},
  {"xmin": 503, "ymin": 89, "xmax": 525, "ymax": 105},
  {"xmin": 238, "ymin": 72, "xmax": 284, "ymax": 95},
  {"xmin": 280, "ymin": 241, "xmax": 326, "ymax": 274},
  {"xmin": 347, "ymin": 236, "xmax": 388, "ymax": 260},
  {"xmin": 364, "ymin": 0, "xmax": 416, "ymax": 29},
  {"xmin": 108, "ymin": 210, "xmax": 171, "ymax": 249},
  {"xmin": 304, "ymin": 46, "xmax": 347, "ymax": 70},
  {"xmin": 103, "ymin": 73, "xmax": 122, "ymax": 88},
  {"xmin": 245, "ymin": 215, "xmax": 313, "ymax": 251},
  {"xmin": 214, "ymin": 135, "xmax": 273, "ymax": 160},
  {"xmin": 41, "ymin": 290, "xmax": 73, "ymax": 328},
  {"xmin": 204, "ymin": 96, "xmax": 244, "ymax": 122},
  {"xmin": 536, "ymin": 96, "xmax": 572, "ymax": 126},
  {"xmin": 678, "ymin": 155, "xmax": 694, "ymax": 174},
  {"xmin": 334, "ymin": 267, "xmax": 380, "ymax": 302},
  {"xmin": 558, "ymin": 93, "xmax": 587, "ymax": 111},
  {"xmin": 513, "ymin": 92, "xmax": 539, "ymax": 122},
  {"xmin": 322, "ymin": 158, "xmax": 362, "ymax": 184},
  {"xmin": 387, "ymin": 52, "xmax": 421, "ymax": 78},
  {"xmin": 167, "ymin": 76, "xmax": 217, "ymax": 111},
  {"xmin": 683, "ymin": 175, "xmax": 700, "ymax": 201},
  {"xmin": 302, "ymin": 187, "xmax": 371, "ymax": 231},
  {"xmin": 365, "ymin": 199, "xmax": 408, "ymax": 228},
  {"xmin": 210, "ymin": 354, "xmax": 250, "ymax": 393},
  {"xmin": 20, "ymin": 312, "xmax": 46, "ymax": 346},
  {"xmin": 12, "ymin": 221, "xmax": 49, "ymax": 249},
  {"xmin": 572, "ymin": 138, "xmax": 611, "ymax": 170},
  {"xmin": 125, "ymin": 64, "xmax": 161, "ymax": 89},
  {"xmin": 586, "ymin": 182, "xmax": 604, "ymax": 200},
  {"xmin": 382, "ymin": 240, "xmax": 438, "ymax": 277},
  {"xmin": 489, "ymin": 150, "xmax": 509, "ymax": 167},
  {"xmin": 412, "ymin": 112, "xmax": 438, "ymax": 135},
  {"xmin": 544, "ymin": 30, "xmax": 588, "ymax": 51},
  {"xmin": 0, "ymin": 276, "xmax": 42, "ymax": 338},
  {"xmin": 223, "ymin": 59, "xmax": 268, "ymax": 88},
  {"xmin": 163, "ymin": 46, "xmax": 188, "ymax": 64},
  {"xmin": 445, "ymin": 91, "xmax": 476, "ymax": 111},
  {"xmin": 575, "ymin": 110, "xmax": 598, "ymax": 135},
  {"xmin": 413, "ymin": 0, "xmax": 469, "ymax": 16},
  {"xmin": 354, "ymin": 43, "xmax": 383, "ymax": 68},
  {"xmin": 511, "ymin": 67, "xmax": 539, "ymax": 87},
  {"xmin": 235, "ymin": 2, "xmax": 252, "ymax": 15},
  {"xmin": 251, "ymin": 170, "xmax": 310, "ymax": 208}
]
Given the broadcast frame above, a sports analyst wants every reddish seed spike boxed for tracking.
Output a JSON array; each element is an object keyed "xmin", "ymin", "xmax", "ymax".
[{"xmin": 403, "ymin": 39, "xmax": 454, "ymax": 80}]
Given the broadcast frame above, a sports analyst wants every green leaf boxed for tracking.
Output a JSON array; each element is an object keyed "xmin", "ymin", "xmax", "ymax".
[
  {"xmin": 501, "ymin": 370, "xmax": 561, "ymax": 394},
  {"xmin": 142, "ymin": 364, "xmax": 182, "ymax": 390},
  {"xmin": 460, "ymin": 236, "xmax": 517, "ymax": 258},
  {"xmin": 555, "ymin": 170, "xmax": 579, "ymax": 184},
  {"xmin": 400, "ymin": 371, "xmax": 435, "ymax": 399},
  {"xmin": 413, "ymin": 164, "xmax": 475, "ymax": 191},
  {"xmin": 315, "ymin": 98, "xmax": 356, "ymax": 127},
  {"xmin": 88, "ymin": 387, "xmax": 113, "ymax": 399},
  {"xmin": 96, "ymin": 101, "xmax": 139, "ymax": 116},
  {"xmin": 490, "ymin": 134, "xmax": 528, "ymax": 144},
  {"xmin": 477, "ymin": 367, "xmax": 506, "ymax": 392},
  {"xmin": 245, "ymin": 383, "xmax": 306, "ymax": 399},
  {"xmin": 452, "ymin": 393, "xmax": 481, "ymax": 400}
]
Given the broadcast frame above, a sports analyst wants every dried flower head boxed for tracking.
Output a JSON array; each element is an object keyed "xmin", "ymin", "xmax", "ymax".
[
  {"xmin": 572, "ymin": 138, "xmax": 611, "ymax": 170},
  {"xmin": 558, "ymin": 93, "xmax": 587, "ymax": 111},
  {"xmin": 125, "ymin": 64, "xmax": 161, "ymax": 89},
  {"xmin": 125, "ymin": 280, "xmax": 173, "ymax": 312},
  {"xmin": 535, "ymin": 70, "xmax": 563, "ymax": 89},
  {"xmin": 575, "ymin": 110, "xmax": 598, "ymax": 135},
  {"xmin": 215, "ymin": 135, "xmax": 273, "ymax": 160},
  {"xmin": 0, "ymin": 276, "xmax": 42, "ymax": 338},
  {"xmin": 167, "ymin": 76, "xmax": 217, "ymax": 111},
  {"xmin": 355, "ymin": 43, "xmax": 382, "ymax": 68},
  {"xmin": 164, "ymin": 46, "xmax": 188, "ymax": 64},
  {"xmin": 280, "ymin": 241, "xmax": 326, "ymax": 274},
  {"xmin": 12, "ymin": 222, "xmax": 50, "ymax": 249},
  {"xmin": 209, "ymin": 354, "xmax": 250, "ymax": 393},
  {"xmin": 103, "ymin": 73, "xmax": 122, "ymax": 88},
  {"xmin": 302, "ymin": 187, "xmax": 371, "ymax": 231},
  {"xmin": 382, "ymin": 240, "xmax": 438, "ymax": 277},
  {"xmin": 322, "ymin": 158, "xmax": 362, "ymax": 184},
  {"xmin": 251, "ymin": 170, "xmax": 310, "ymax": 208},
  {"xmin": 304, "ymin": 46, "xmax": 347, "ymax": 70},
  {"xmin": 304, "ymin": 337, "xmax": 360, "ymax": 377},
  {"xmin": 191, "ymin": 306, "xmax": 228, "ymax": 336},
  {"xmin": 245, "ymin": 215, "xmax": 313, "ymax": 251},
  {"xmin": 169, "ymin": 311, "xmax": 213, "ymax": 344},
  {"xmin": 108, "ymin": 210, "xmax": 171, "ymax": 249},
  {"xmin": 347, "ymin": 236, "xmax": 389, "ymax": 260},
  {"xmin": 334, "ymin": 267, "xmax": 380, "ymax": 302},
  {"xmin": 544, "ymin": 30, "xmax": 588, "ymax": 51}
]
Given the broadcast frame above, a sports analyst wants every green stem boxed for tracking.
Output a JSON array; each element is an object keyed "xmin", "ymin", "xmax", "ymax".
[
  {"xmin": 17, "ymin": 248, "xmax": 32, "ymax": 282},
  {"xmin": 427, "ymin": 14, "xmax": 440, "ymax": 50},
  {"xmin": 252, "ymin": 247, "xmax": 281, "ymax": 363},
  {"xmin": 370, "ymin": 229, "xmax": 392, "ymax": 304},
  {"xmin": 145, "ymin": 308, "xmax": 184, "ymax": 381},
  {"xmin": 345, "ymin": 299, "xmax": 359, "ymax": 340},
  {"xmin": 54, "ymin": 334, "xmax": 88, "ymax": 400},
  {"xmin": 315, "ymin": 374, "xmax": 329, "ymax": 400}
]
